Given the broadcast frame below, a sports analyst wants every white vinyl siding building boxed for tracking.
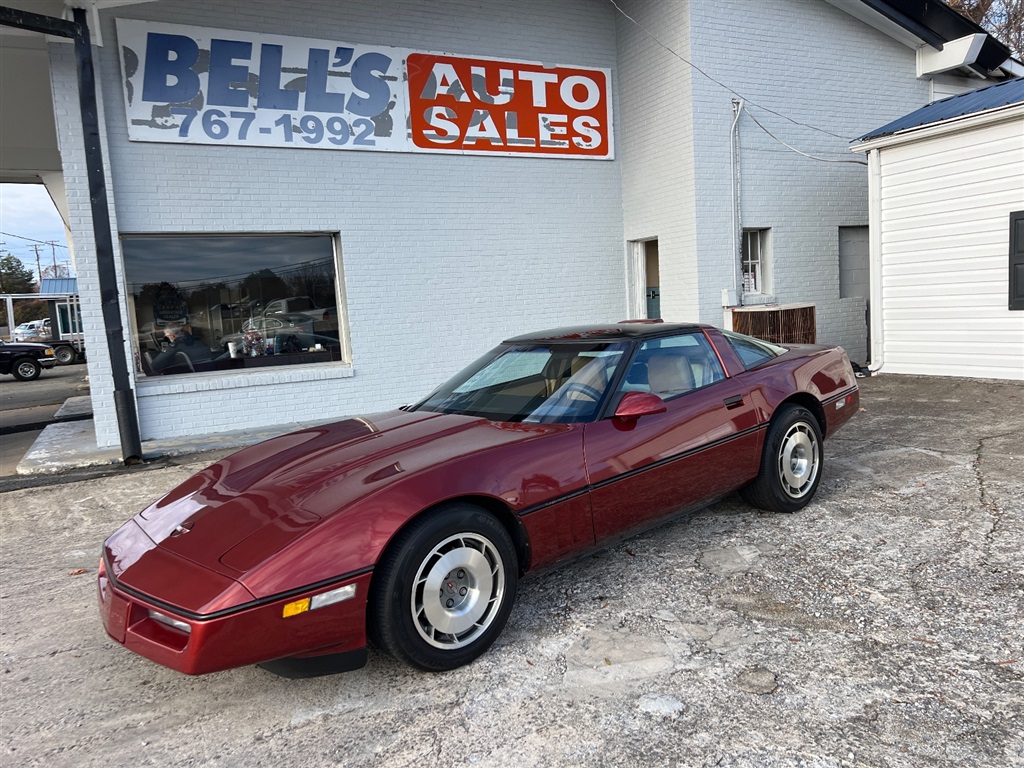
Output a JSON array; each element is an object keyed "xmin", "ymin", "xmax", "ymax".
[{"xmin": 857, "ymin": 88, "xmax": 1024, "ymax": 381}]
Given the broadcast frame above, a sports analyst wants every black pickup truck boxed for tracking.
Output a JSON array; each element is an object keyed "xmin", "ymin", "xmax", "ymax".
[{"xmin": 0, "ymin": 340, "xmax": 58, "ymax": 381}]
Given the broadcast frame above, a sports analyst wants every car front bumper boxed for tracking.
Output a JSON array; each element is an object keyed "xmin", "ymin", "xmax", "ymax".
[{"xmin": 97, "ymin": 556, "xmax": 371, "ymax": 675}]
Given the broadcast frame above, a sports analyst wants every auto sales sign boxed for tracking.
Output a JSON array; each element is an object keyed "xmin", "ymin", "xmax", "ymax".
[{"xmin": 116, "ymin": 20, "xmax": 613, "ymax": 159}]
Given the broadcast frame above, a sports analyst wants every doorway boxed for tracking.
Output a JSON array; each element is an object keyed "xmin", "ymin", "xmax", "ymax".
[
  {"xmin": 627, "ymin": 238, "xmax": 661, "ymax": 320},
  {"xmin": 839, "ymin": 226, "xmax": 870, "ymax": 361}
]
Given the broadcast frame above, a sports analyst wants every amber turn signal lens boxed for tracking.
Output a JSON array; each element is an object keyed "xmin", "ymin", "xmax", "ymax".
[{"xmin": 282, "ymin": 598, "xmax": 310, "ymax": 618}]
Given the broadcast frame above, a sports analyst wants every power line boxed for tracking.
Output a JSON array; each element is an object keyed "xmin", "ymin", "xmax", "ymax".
[
  {"xmin": 744, "ymin": 108, "xmax": 868, "ymax": 165},
  {"xmin": 605, "ymin": 0, "xmax": 855, "ymax": 142},
  {"xmin": 0, "ymin": 230, "xmax": 69, "ymax": 248}
]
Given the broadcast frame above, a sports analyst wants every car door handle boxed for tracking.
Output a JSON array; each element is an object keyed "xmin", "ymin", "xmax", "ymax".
[{"xmin": 723, "ymin": 395, "xmax": 744, "ymax": 409}]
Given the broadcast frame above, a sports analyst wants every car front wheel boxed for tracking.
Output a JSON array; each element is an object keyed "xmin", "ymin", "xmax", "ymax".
[
  {"xmin": 741, "ymin": 404, "xmax": 823, "ymax": 513},
  {"xmin": 12, "ymin": 358, "xmax": 41, "ymax": 381},
  {"xmin": 371, "ymin": 503, "xmax": 518, "ymax": 671},
  {"xmin": 54, "ymin": 346, "xmax": 76, "ymax": 365}
]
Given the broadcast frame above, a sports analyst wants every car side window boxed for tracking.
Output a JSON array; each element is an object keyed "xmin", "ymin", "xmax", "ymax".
[
  {"xmin": 721, "ymin": 330, "xmax": 786, "ymax": 370},
  {"xmin": 619, "ymin": 333, "xmax": 725, "ymax": 400}
]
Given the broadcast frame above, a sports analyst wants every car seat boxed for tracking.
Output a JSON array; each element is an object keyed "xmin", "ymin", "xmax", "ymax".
[
  {"xmin": 646, "ymin": 352, "xmax": 695, "ymax": 395},
  {"xmin": 681, "ymin": 346, "xmax": 723, "ymax": 388}
]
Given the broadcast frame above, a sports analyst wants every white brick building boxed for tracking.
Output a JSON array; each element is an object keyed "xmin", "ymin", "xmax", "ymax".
[{"xmin": 3, "ymin": 0, "xmax": 1018, "ymax": 452}]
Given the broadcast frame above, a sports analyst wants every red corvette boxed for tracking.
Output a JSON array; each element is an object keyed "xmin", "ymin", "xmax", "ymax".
[{"xmin": 98, "ymin": 323, "xmax": 858, "ymax": 677}]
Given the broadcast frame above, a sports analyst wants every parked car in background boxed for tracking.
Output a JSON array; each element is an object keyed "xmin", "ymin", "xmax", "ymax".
[
  {"xmin": 13, "ymin": 319, "xmax": 49, "ymax": 342},
  {"xmin": 262, "ymin": 296, "xmax": 335, "ymax": 324},
  {"xmin": 219, "ymin": 313, "xmax": 316, "ymax": 353},
  {"xmin": 98, "ymin": 322, "xmax": 858, "ymax": 678},
  {"xmin": 0, "ymin": 340, "xmax": 58, "ymax": 381},
  {"xmin": 11, "ymin": 318, "xmax": 83, "ymax": 364}
]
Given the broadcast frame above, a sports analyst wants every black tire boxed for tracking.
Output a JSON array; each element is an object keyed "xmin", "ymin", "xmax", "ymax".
[
  {"xmin": 54, "ymin": 346, "xmax": 76, "ymax": 365},
  {"xmin": 370, "ymin": 503, "xmax": 518, "ymax": 672},
  {"xmin": 12, "ymin": 358, "xmax": 41, "ymax": 381},
  {"xmin": 740, "ymin": 404, "xmax": 823, "ymax": 513}
]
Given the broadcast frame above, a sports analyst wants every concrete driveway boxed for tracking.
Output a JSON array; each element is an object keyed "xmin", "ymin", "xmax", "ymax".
[{"xmin": 0, "ymin": 374, "xmax": 1021, "ymax": 768}]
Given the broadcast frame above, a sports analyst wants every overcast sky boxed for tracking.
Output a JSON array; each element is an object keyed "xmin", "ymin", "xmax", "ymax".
[{"xmin": 0, "ymin": 183, "xmax": 71, "ymax": 280}]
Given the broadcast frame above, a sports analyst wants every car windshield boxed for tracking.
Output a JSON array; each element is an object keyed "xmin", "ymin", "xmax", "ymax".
[{"xmin": 412, "ymin": 342, "xmax": 630, "ymax": 423}]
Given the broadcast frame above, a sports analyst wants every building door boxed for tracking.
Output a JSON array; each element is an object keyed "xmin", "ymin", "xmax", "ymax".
[
  {"xmin": 627, "ymin": 238, "xmax": 661, "ymax": 320},
  {"xmin": 839, "ymin": 226, "xmax": 870, "ymax": 359},
  {"xmin": 645, "ymin": 240, "xmax": 661, "ymax": 319}
]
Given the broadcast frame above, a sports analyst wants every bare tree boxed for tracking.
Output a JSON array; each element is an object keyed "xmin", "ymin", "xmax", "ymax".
[
  {"xmin": 947, "ymin": 0, "xmax": 997, "ymax": 21},
  {"xmin": 40, "ymin": 263, "xmax": 72, "ymax": 280},
  {"xmin": 947, "ymin": 0, "xmax": 1024, "ymax": 56}
]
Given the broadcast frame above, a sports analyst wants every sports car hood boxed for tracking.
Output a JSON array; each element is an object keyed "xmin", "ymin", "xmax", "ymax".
[{"xmin": 125, "ymin": 409, "xmax": 572, "ymax": 586}]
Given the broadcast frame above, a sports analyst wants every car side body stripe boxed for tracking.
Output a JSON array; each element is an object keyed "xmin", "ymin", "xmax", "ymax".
[{"xmin": 517, "ymin": 422, "xmax": 767, "ymax": 517}]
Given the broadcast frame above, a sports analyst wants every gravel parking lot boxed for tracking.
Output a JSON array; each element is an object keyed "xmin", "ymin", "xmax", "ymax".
[{"xmin": 1, "ymin": 374, "xmax": 1021, "ymax": 768}]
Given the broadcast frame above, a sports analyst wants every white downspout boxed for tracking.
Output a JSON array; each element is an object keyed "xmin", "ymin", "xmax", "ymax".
[
  {"xmin": 867, "ymin": 148, "xmax": 885, "ymax": 372},
  {"xmin": 728, "ymin": 99, "xmax": 744, "ymax": 312}
]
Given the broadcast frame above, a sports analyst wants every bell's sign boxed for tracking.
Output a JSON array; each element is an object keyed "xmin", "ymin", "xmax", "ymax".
[{"xmin": 116, "ymin": 19, "xmax": 613, "ymax": 160}]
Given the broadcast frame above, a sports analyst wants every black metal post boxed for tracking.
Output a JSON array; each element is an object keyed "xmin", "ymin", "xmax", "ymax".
[{"xmin": 71, "ymin": 7, "xmax": 142, "ymax": 463}]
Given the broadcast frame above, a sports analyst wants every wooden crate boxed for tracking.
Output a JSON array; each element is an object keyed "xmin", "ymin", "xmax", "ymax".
[{"xmin": 732, "ymin": 303, "xmax": 816, "ymax": 345}]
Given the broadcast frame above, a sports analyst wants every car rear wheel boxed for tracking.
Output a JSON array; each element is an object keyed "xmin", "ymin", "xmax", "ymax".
[
  {"xmin": 741, "ymin": 404, "xmax": 822, "ymax": 513},
  {"xmin": 12, "ymin": 358, "xmax": 41, "ymax": 381},
  {"xmin": 54, "ymin": 346, "xmax": 76, "ymax": 365},
  {"xmin": 370, "ymin": 503, "xmax": 518, "ymax": 671}
]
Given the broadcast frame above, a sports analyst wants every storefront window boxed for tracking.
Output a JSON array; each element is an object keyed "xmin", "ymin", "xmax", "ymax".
[{"xmin": 122, "ymin": 234, "xmax": 344, "ymax": 377}]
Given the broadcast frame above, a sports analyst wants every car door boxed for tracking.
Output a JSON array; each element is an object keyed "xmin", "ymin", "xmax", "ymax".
[{"xmin": 583, "ymin": 330, "xmax": 761, "ymax": 545}]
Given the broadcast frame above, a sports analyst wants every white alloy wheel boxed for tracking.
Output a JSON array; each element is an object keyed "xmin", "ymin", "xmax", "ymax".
[
  {"xmin": 777, "ymin": 421, "xmax": 820, "ymax": 498},
  {"xmin": 411, "ymin": 533, "xmax": 506, "ymax": 650}
]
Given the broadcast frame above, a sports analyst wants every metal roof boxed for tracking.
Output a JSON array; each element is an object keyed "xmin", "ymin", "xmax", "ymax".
[
  {"xmin": 38, "ymin": 277, "xmax": 78, "ymax": 294},
  {"xmin": 856, "ymin": 77, "xmax": 1024, "ymax": 142}
]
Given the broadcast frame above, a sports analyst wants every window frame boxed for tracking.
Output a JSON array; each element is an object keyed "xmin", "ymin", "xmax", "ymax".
[
  {"xmin": 56, "ymin": 301, "xmax": 83, "ymax": 337},
  {"xmin": 1010, "ymin": 210, "xmax": 1024, "ymax": 311},
  {"xmin": 120, "ymin": 231, "xmax": 350, "ymax": 378},
  {"xmin": 614, "ymin": 331, "xmax": 727, "ymax": 404},
  {"xmin": 741, "ymin": 228, "xmax": 771, "ymax": 295}
]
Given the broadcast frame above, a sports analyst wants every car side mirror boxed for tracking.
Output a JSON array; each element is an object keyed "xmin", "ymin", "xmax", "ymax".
[{"xmin": 614, "ymin": 392, "xmax": 667, "ymax": 420}]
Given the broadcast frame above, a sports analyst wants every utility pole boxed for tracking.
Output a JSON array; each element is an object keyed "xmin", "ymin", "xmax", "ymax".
[
  {"xmin": 47, "ymin": 240, "xmax": 59, "ymax": 273},
  {"xmin": 30, "ymin": 244, "xmax": 44, "ymax": 283}
]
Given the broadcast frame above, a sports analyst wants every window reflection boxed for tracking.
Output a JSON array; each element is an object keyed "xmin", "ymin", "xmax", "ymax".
[{"xmin": 122, "ymin": 234, "xmax": 342, "ymax": 376}]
